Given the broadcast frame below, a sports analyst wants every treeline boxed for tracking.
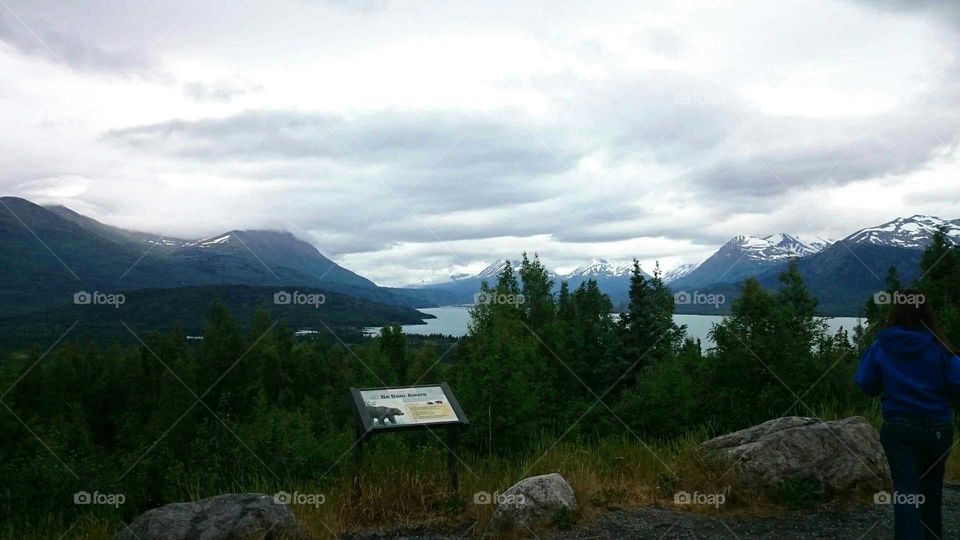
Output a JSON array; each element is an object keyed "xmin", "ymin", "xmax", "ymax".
[
  {"xmin": 0, "ymin": 284, "xmax": 427, "ymax": 350},
  {"xmin": 452, "ymin": 228, "xmax": 959, "ymax": 454},
  {"xmin": 0, "ymin": 230, "xmax": 957, "ymax": 527},
  {"xmin": 453, "ymin": 254, "xmax": 860, "ymax": 452}
]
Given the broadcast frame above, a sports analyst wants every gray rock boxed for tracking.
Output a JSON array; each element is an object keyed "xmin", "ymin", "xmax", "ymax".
[
  {"xmin": 489, "ymin": 472, "xmax": 577, "ymax": 533},
  {"xmin": 115, "ymin": 493, "xmax": 308, "ymax": 540},
  {"xmin": 700, "ymin": 416, "xmax": 891, "ymax": 494}
]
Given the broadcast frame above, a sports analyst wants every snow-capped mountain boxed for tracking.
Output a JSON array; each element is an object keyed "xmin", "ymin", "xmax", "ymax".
[
  {"xmin": 662, "ymin": 263, "xmax": 699, "ymax": 283},
  {"xmin": 410, "ymin": 260, "xmax": 527, "ymax": 288},
  {"xmin": 561, "ymin": 258, "xmax": 633, "ymax": 279},
  {"xmin": 476, "ymin": 259, "xmax": 524, "ymax": 280},
  {"xmin": 406, "ymin": 259, "xmax": 545, "ymax": 300},
  {"xmin": 765, "ymin": 233, "xmax": 831, "ymax": 257},
  {"xmin": 669, "ymin": 232, "xmax": 829, "ymax": 289},
  {"xmin": 406, "ymin": 272, "xmax": 474, "ymax": 289},
  {"xmin": 411, "ymin": 257, "xmax": 643, "ymax": 305},
  {"xmin": 722, "ymin": 233, "xmax": 831, "ymax": 263},
  {"xmin": 843, "ymin": 215, "xmax": 960, "ymax": 248},
  {"xmin": 753, "ymin": 215, "xmax": 960, "ymax": 316},
  {"xmin": 558, "ymin": 258, "xmax": 653, "ymax": 305},
  {"xmin": 729, "ymin": 235, "xmax": 787, "ymax": 261},
  {"xmin": 672, "ymin": 216, "xmax": 958, "ymax": 315},
  {"xmin": 412, "ymin": 214, "xmax": 958, "ymax": 315}
]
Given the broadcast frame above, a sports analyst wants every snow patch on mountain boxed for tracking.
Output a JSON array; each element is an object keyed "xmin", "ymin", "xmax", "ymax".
[
  {"xmin": 411, "ymin": 258, "xmax": 636, "ymax": 288},
  {"xmin": 143, "ymin": 238, "xmax": 187, "ymax": 247},
  {"xmin": 844, "ymin": 215, "xmax": 960, "ymax": 248},
  {"xmin": 662, "ymin": 263, "xmax": 699, "ymax": 283},
  {"xmin": 202, "ymin": 234, "xmax": 232, "ymax": 245},
  {"xmin": 183, "ymin": 233, "xmax": 234, "ymax": 248},
  {"xmin": 764, "ymin": 233, "xmax": 831, "ymax": 257},
  {"xmin": 476, "ymin": 259, "xmax": 521, "ymax": 279},
  {"xmin": 563, "ymin": 258, "xmax": 633, "ymax": 278},
  {"xmin": 722, "ymin": 233, "xmax": 830, "ymax": 262},
  {"xmin": 407, "ymin": 260, "xmax": 525, "ymax": 288}
]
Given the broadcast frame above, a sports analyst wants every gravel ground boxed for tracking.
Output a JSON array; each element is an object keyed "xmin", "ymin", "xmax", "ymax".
[
  {"xmin": 343, "ymin": 484, "xmax": 959, "ymax": 539},
  {"xmin": 553, "ymin": 484, "xmax": 959, "ymax": 539}
]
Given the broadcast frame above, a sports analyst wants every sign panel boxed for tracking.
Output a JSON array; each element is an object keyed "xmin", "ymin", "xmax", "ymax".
[{"xmin": 350, "ymin": 382, "xmax": 468, "ymax": 433}]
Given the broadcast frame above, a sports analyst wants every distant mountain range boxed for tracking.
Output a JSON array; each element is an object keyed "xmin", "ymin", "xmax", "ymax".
[
  {"xmin": 0, "ymin": 197, "xmax": 452, "ymax": 324},
  {"xmin": 408, "ymin": 259, "xmax": 545, "ymax": 304},
  {"xmin": 3, "ymin": 196, "xmax": 957, "ymax": 329},
  {"xmin": 671, "ymin": 216, "xmax": 959, "ymax": 315},
  {"xmin": 409, "ymin": 233, "xmax": 835, "ymax": 307},
  {"xmin": 411, "ymin": 216, "xmax": 958, "ymax": 316},
  {"xmin": 562, "ymin": 259, "xmax": 639, "ymax": 304},
  {"xmin": 409, "ymin": 258, "xmax": 650, "ymax": 305}
]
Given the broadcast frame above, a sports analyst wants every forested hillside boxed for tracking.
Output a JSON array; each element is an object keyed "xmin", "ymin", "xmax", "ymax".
[{"xmin": 0, "ymin": 285, "xmax": 429, "ymax": 349}]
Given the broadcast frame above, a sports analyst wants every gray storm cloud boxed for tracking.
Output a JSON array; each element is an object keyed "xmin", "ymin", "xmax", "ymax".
[
  {"xmin": 0, "ymin": 8, "xmax": 159, "ymax": 75},
  {"xmin": 1, "ymin": 0, "xmax": 958, "ymax": 284}
]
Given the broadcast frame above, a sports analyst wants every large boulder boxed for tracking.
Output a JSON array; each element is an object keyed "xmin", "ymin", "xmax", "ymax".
[
  {"xmin": 700, "ymin": 416, "xmax": 890, "ymax": 494},
  {"xmin": 115, "ymin": 493, "xmax": 308, "ymax": 540},
  {"xmin": 489, "ymin": 472, "xmax": 577, "ymax": 532}
]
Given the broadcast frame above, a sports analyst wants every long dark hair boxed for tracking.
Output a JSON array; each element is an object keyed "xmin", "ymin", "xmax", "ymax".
[{"xmin": 885, "ymin": 288, "xmax": 956, "ymax": 354}]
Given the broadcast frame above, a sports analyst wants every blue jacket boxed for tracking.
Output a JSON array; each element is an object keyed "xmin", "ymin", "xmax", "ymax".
[{"xmin": 855, "ymin": 326, "xmax": 960, "ymax": 423}]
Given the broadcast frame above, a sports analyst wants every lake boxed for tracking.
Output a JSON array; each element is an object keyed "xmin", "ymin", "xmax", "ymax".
[{"xmin": 366, "ymin": 306, "xmax": 865, "ymax": 347}]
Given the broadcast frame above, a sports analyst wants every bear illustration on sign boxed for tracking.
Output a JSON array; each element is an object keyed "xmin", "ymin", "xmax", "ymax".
[{"xmin": 367, "ymin": 405, "xmax": 405, "ymax": 425}]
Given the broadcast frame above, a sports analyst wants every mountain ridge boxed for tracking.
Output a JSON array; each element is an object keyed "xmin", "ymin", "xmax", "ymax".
[
  {"xmin": 6, "ymin": 197, "xmax": 957, "ymax": 317},
  {"xmin": 842, "ymin": 215, "xmax": 960, "ymax": 247},
  {"xmin": 0, "ymin": 197, "xmax": 450, "ymax": 315},
  {"xmin": 668, "ymin": 232, "xmax": 831, "ymax": 290},
  {"xmin": 672, "ymin": 215, "xmax": 959, "ymax": 315}
]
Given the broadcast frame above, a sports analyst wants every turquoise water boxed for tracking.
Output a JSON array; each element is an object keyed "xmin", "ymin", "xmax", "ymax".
[{"xmin": 366, "ymin": 306, "xmax": 865, "ymax": 347}]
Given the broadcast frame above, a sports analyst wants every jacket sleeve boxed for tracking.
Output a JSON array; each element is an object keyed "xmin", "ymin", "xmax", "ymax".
[
  {"xmin": 854, "ymin": 344, "xmax": 884, "ymax": 397},
  {"xmin": 944, "ymin": 350, "xmax": 960, "ymax": 398}
]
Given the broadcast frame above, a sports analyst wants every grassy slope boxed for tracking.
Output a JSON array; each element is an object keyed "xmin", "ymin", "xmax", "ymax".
[{"xmin": 10, "ymin": 405, "xmax": 958, "ymax": 540}]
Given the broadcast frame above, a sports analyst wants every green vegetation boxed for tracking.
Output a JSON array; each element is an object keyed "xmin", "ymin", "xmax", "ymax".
[
  {"xmin": 0, "ymin": 284, "xmax": 428, "ymax": 350},
  {"xmin": 1, "ymin": 232, "xmax": 958, "ymax": 539}
]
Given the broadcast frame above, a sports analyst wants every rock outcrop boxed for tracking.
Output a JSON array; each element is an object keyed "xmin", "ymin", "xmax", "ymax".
[
  {"xmin": 700, "ymin": 416, "xmax": 890, "ymax": 494},
  {"xmin": 115, "ymin": 493, "xmax": 308, "ymax": 540},
  {"xmin": 489, "ymin": 472, "xmax": 577, "ymax": 532}
]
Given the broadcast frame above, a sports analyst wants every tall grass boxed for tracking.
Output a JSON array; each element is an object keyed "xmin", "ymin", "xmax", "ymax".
[
  {"xmin": 296, "ymin": 431, "xmax": 741, "ymax": 539},
  {"xmin": 5, "ymin": 413, "xmax": 958, "ymax": 540}
]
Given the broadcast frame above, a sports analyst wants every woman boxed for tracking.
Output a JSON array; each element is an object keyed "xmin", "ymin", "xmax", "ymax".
[{"xmin": 855, "ymin": 289, "xmax": 960, "ymax": 540}]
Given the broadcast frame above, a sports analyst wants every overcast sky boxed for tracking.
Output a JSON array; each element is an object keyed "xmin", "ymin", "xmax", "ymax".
[{"xmin": 2, "ymin": 0, "xmax": 958, "ymax": 286}]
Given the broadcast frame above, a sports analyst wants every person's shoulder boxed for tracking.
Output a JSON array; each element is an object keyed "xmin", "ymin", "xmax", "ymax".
[{"xmin": 861, "ymin": 339, "xmax": 883, "ymax": 358}]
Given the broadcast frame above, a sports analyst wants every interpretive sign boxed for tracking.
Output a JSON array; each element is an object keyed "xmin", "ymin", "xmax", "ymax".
[
  {"xmin": 349, "ymin": 382, "xmax": 467, "ymax": 433},
  {"xmin": 348, "ymin": 382, "xmax": 468, "ymax": 494}
]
